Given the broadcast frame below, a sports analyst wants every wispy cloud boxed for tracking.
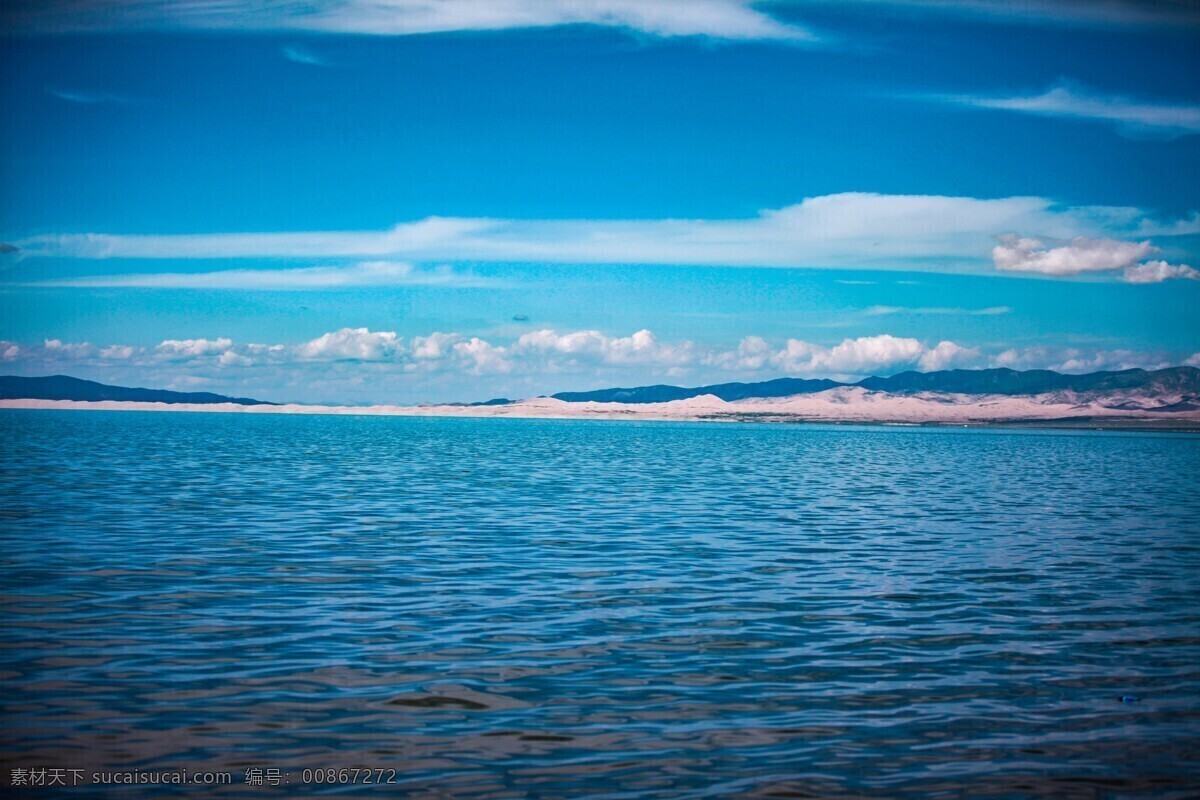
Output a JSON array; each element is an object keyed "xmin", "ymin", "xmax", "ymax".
[
  {"xmin": 27, "ymin": 261, "xmax": 502, "ymax": 290},
  {"xmin": 826, "ymin": 0, "xmax": 1200, "ymax": 28},
  {"xmin": 864, "ymin": 305, "xmax": 1011, "ymax": 316},
  {"xmin": 14, "ymin": 193, "xmax": 1199, "ymax": 279},
  {"xmin": 48, "ymin": 88, "xmax": 137, "ymax": 105},
  {"xmin": 8, "ymin": 0, "xmax": 1197, "ymax": 40},
  {"xmin": 5, "ymin": 0, "xmax": 812, "ymax": 40},
  {"xmin": 994, "ymin": 345, "xmax": 1176, "ymax": 373},
  {"xmin": 931, "ymin": 83, "xmax": 1200, "ymax": 138},
  {"xmin": 281, "ymin": 44, "xmax": 329, "ymax": 67}
]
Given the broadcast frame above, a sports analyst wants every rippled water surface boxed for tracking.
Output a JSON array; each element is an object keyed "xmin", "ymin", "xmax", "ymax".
[{"xmin": 2, "ymin": 410, "xmax": 1199, "ymax": 798}]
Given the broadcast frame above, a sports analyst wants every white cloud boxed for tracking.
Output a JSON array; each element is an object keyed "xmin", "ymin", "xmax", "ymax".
[
  {"xmin": 1185, "ymin": 353, "xmax": 1200, "ymax": 368},
  {"xmin": 14, "ymin": 193, "xmax": 1199, "ymax": 278},
  {"xmin": 99, "ymin": 345, "xmax": 136, "ymax": 360},
  {"xmin": 31, "ymin": 261, "xmax": 499, "ymax": 290},
  {"xmin": 918, "ymin": 341, "xmax": 981, "ymax": 371},
  {"xmin": 411, "ymin": 332, "xmax": 464, "ymax": 361},
  {"xmin": 992, "ymin": 234, "xmax": 1154, "ymax": 276},
  {"xmin": 245, "ymin": 343, "xmax": 287, "ymax": 359},
  {"xmin": 705, "ymin": 335, "xmax": 774, "ymax": 371},
  {"xmin": 1119, "ymin": 260, "xmax": 1199, "ymax": 284},
  {"xmin": 43, "ymin": 339, "xmax": 95, "ymax": 358},
  {"xmin": 403, "ymin": 332, "xmax": 515, "ymax": 373},
  {"xmin": 296, "ymin": 328, "xmax": 401, "ymax": 361},
  {"xmin": 994, "ymin": 346, "xmax": 1173, "ymax": 373},
  {"xmin": 5, "ymin": 0, "xmax": 810, "ymax": 40},
  {"xmin": 992, "ymin": 234, "xmax": 1198, "ymax": 282},
  {"xmin": 771, "ymin": 334, "xmax": 926, "ymax": 375},
  {"xmin": 514, "ymin": 328, "xmax": 695, "ymax": 368},
  {"xmin": 451, "ymin": 337, "xmax": 513, "ymax": 374},
  {"xmin": 937, "ymin": 84, "xmax": 1200, "ymax": 137},
  {"xmin": 217, "ymin": 350, "xmax": 253, "ymax": 367},
  {"xmin": 156, "ymin": 338, "xmax": 234, "ymax": 358},
  {"xmin": 16, "ymin": 339, "xmax": 197, "ymax": 365}
]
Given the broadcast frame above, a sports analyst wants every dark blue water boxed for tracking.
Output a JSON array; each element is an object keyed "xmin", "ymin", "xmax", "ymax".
[{"xmin": 2, "ymin": 410, "xmax": 1199, "ymax": 798}]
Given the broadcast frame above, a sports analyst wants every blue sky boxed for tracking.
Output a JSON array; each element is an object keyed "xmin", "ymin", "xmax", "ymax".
[{"xmin": 1, "ymin": 0, "xmax": 1198, "ymax": 403}]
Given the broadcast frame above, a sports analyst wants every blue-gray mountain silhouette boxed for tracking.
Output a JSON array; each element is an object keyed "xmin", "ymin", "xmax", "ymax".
[
  {"xmin": 5, "ymin": 368, "xmax": 1198, "ymax": 408},
  {"xmin": 549, "ymin": 367, "xmax": 1200, "ymax": 404},
  {"xmin": 0, "ymin": 375, "xmax": 273, "ymax": 405}
]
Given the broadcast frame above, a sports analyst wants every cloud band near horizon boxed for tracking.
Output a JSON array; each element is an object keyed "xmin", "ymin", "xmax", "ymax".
[
  {"xmin": 1, "ymin": 0, "xmax": 812, "ymax": 40},
  {"xmin": 6, "ymin": 0, "xmax": 1197, "ymax": 39},
  {"xmin": 931, "ymin": 83, "xmax": 1200, "ymax": 138},
  {"xmin": 11, "ymin": 193, "xmax": 1200, "ymax": 281},
  {"xmin": 4, "ymin": 327, "xmax": 1196, "ymax": 389}
]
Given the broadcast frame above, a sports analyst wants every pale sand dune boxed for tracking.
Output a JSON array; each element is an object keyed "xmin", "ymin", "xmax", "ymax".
[{"xmin": 3, "ymin": 386, "xmax": 1198, "ymax": 427}]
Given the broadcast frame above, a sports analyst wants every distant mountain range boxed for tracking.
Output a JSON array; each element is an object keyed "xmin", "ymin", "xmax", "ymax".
[
  {"xmin": 550, "ymin": 367, "xmax": 1200, "ymax": 404},
  {"xmin": 0, "ymin": 375, "xmax": 272, "ymax": 405},
  {"xmin": 5, "ymin": 368, "xmax": 1198, "ymax": 410}
]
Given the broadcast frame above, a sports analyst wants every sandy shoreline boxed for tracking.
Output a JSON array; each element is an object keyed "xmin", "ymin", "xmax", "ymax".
[{"xmin": 4, "ymin": 387, "xmax": 1199, "ymax": 430}]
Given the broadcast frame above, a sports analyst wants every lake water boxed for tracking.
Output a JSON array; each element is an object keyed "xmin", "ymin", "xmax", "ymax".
[{"xmin": 2, "ymin": 410, "xmax": 1199, "ymax": 798}]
